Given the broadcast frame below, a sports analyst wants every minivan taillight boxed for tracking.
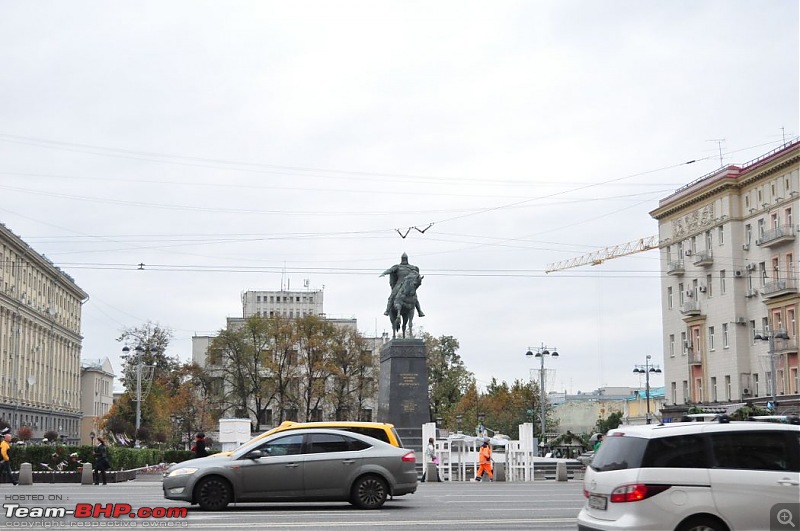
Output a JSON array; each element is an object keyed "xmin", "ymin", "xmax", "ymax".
[
  {"xmin": 609, "ymin": 484, "xmax": 670, "ymax": 503},
  {"xmin": 401, "ymin": 451, "xmax": 416, "ymax": 462}
]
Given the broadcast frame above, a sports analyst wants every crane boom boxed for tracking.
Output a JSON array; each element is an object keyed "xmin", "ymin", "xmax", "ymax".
[{"xmin": 545, "ymin": 235, "xmax": 660, "ymax": 273}]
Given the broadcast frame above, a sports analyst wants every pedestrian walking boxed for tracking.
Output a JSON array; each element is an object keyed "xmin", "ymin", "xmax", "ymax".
[
  {"xmin": 1, "ymin": 432, "xmax": 17, "ymax": 485},
  {"xmin": 93, "ymin": 438, "xmax": 110, "ymax": 485},
  {"xmin": 422, "ymin": 437, "xmax": 441, "ymax": 482},
  {"xmin": 192, "ymin": 433, "xmax": 208, "ymax": 458},
  {"xmin": 475, "ymin": 440, "xmax": 493, "ymax": 482}
]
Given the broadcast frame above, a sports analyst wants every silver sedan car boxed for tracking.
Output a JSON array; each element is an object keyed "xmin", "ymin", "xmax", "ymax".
[{"xmin": 162, "ymin": 428, "xmax": 418, "ymax": 510}]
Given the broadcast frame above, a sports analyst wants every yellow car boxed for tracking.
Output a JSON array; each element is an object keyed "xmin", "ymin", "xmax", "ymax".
[{"xmin": 212, "ymin": 421, "xmax": 404, "ymax": 457}]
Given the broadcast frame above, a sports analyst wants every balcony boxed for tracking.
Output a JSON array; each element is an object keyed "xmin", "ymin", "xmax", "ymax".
[
  {"xmin": 773, "ymin": 336, "xmax": 798, "ymax": 354},
  {"xmin": 688, "ymin": 351, "xmax": 703, "ymax": 365},
  {"xmin": 755, "ymin": 225, "xmax": 795, "ymax": 248},
  {"xmin": 692, "ymin": 249, "xmax": 713, "ymax": 267},
  {"xmin": 667, "ymin": 260, "xmax": 685, "ymax": 276},
  {"xmin": 745, "ymin": 288, "xmax": 759, "ymax": 298},
  {"xmin": 761, "ymin": 277, "xmax": 798, "ymax": 298},
  {"xmin": 680, "ymin": 300, "xmax": 702, "ymax": 316}
]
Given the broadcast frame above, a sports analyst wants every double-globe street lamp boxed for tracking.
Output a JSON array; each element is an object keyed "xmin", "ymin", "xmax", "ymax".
[
  {"xmin": 754, "ymin": 327, "xmax": 789, "ymax": 409},
  {"xmin": 525, "ymin": 345, "xmax": 559, "ymax": 442},
  {"xmin": 633, "ymin": 354, "xmax": 661, "ymax": 424},
  {"xmin": 121, "ymin": 345, "xmax": 157, "ymax": 448}
]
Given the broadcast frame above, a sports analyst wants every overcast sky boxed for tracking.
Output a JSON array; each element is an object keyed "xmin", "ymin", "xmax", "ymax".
[{"xmin": 1, "ymin": 1, "xmax": 798, "ymax": 397}]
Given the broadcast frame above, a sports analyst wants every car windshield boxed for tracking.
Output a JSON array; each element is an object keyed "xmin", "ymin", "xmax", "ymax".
[{"xmin": 590, "ymin": 435, "xmax": 647, "ymax": 471}]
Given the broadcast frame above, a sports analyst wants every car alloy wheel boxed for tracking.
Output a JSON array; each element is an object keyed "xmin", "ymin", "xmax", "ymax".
[
  {"xmin": 195, "ymin": 476, "xmax": 232, "ymax": 511},
  {"xmin": 351, "ymin": 474, "xmax": 388, "ymax": 509}
]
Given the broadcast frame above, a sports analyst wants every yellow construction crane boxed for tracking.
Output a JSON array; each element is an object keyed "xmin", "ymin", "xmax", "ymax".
[{"xmin": 545, "ymin": 235, "xmax": 661, "ymax": 273}]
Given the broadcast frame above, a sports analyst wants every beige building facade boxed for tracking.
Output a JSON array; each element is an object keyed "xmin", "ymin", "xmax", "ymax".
[
  {"xmin": 79, "ymin": 357, "xmax": 115, "ymax": 444},
  {"xmin": 650, "ymin": 141, "xmax": 800, "ymax": 417},
  {"xmin": 0, "ymin": 223, "xmax": 88, "ymax": 443}
]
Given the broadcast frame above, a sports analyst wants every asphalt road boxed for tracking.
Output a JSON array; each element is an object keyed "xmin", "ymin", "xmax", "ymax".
[{"xmin": 0, "ymin": 475, "xmax": 586, "ymax": 530}]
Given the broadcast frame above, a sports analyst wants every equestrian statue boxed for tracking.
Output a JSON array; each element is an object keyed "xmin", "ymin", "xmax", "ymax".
[{"xmin": 380, "ymin": 253, "xmax": 425, "ymax": 338}]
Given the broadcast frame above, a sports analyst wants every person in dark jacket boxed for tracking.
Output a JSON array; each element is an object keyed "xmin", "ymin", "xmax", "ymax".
[
  {"xmin": 93, "ymin": 438, "xmax": 110, "ymax": 485},
  {"xmin": 192, "ymin": 433, "xmax": 208, "ymax": 458}
]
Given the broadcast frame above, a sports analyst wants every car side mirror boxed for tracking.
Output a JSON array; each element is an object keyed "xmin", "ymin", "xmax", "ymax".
[{"xmin": 244, "ymin": 449, "xmax": 266, "ymax": 460}]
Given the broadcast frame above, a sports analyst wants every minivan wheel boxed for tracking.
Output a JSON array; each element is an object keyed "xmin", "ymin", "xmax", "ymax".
[
  {"xmin": 676, "ymin": 515, "xmax": 729, "ymax": 531},
  {"xmin": 350, "ymin": 474, "xmax": 388, "ymax": 509},
  {"xmin": 194, "ymin": 476, "xmax": 232, "ymax": 511}
]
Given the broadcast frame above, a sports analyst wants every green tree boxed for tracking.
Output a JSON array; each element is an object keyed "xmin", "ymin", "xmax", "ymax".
[
  {"xmin": 328, "ymin": 326, "xmax": 375, "ymax": 421},
  {"xmin": 595, "ymin": 411, "xmax": 623, "ymax": 434},
  {"xmin": 424, "ymin": 333, "xmax": 473, "ymax": 423},
  {"xmin": 208, "ymin": 315, "xmax": 287, "ymax": 429}
]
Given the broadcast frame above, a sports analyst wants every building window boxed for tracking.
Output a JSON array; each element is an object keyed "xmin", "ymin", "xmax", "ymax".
[
  {"xmin": 669, "ymin": 334, "xmax": 675, "ymax": 357},
  {"xmin": 789, "ymin": 308, "xmax": 796, "ymax": 338},
  {"xmin": 758, "ymin": 218, "xmax": 765, "ymax": 238},
  {"xmin": 682, "ymin": 380, "xmax": 689, "ymax": 403},
  {"xmin": 766, "ymin": 371, "xmax": 773, "ymax": 396},
  {"xmin": 711, "ymin": 377, "xmax": 717, "ymax": 402},
  {"xmin": 706, "ymin": 274, "xmax": 713, "ymax": 297},
  {"xmin": 718, "ymin": 226, "xmax": 724, "ymax": 245},
  {"xmin": 791, "ymin": 367, "xmax": 799, "ymax": 395},
  {"xmin": 705, "ymin": 230, "xmax": 712, "ymax": 250},
  {"xmin": 722, "ymin": 323, "xmax": 729, "ymax": 348},
  {"xmin": 786, "ymin": 207, "xmax": 793, "ymax": 228},
  {"xmin": 667, "ymin": 287, "xmax": 673, "ymax": 309},
  {"xmin": 681, "ymin": 332, "xmax": 687, "ymax": 355},
  {"xmin": 670, "ymin": 382, "xmax": 677, "ymax": 404},
  {"xmin": 709, "ymin": 326, "xmax": 715, "ymax": 351},
  {"xmin": 720, "ymin": 270, "xmax": 726, "ymax": 294},
  {"xmin": 753, "ymin": 374, "xmax": 760, "ymax": 397},
  {"xmin": 679, "ymin": 282, "xmax": 685, "ymax": 305},
  {"xmin": 725, "ymin": 375, "xmax": 731, "ymax": 401},
  {"xmin": 695, "ymin": 378, "xmax": 704, "ymax": 403}
]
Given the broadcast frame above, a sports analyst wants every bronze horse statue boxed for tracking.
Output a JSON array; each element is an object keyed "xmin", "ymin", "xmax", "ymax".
[{"xmin": 389, "ymin": 271, "xmax": 423, "ymax": 338}]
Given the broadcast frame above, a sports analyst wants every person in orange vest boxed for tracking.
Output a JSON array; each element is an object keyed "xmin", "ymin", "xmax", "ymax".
[{"xmin": 475, "ymin": 440, "xmax": 493, "ymax": 482}]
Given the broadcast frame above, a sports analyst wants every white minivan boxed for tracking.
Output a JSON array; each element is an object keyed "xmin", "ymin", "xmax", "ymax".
[{"xmin": 578, "ymin": 419, "xmax": 800, "ymax": 531}]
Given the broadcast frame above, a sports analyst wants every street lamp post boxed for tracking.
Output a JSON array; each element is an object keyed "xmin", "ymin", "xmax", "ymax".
[
  {"xmin": 633, "ymin": 355, "xmax": 662, "ymax": 424},
  {"xmin": 122, "ymin": 345, "xmax": 156, "ymax": 448},
  {"xmin": 525, "ymin": 345, "xmax": 559, "ymax": 441},
  {"xmin": 754, "ymin": 327, "xmax": 789, "ymax": 409}
]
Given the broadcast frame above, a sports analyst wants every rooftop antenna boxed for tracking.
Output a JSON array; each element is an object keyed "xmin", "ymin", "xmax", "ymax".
[
  {"xmin": 781, "ymin": 126, "xmax": 787, "ymax": 146},
  {"xmin": 706, "ymin": 139, "xmax": 726, "ymax": 167},
  {"xmin": 281, "ymin": 262, "xmax": 286, "ymax": 291}
]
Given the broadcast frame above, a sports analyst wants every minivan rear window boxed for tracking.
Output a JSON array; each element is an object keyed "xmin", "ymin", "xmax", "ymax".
[{"xmin": 590, "ymin": 436, "xmax": 647, "ymax": 471}]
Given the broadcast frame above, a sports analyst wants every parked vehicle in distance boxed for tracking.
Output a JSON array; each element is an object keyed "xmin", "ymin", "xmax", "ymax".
[
  {"xmin": 163, "ymin": 428, "xmax": 417, "ymax": 510},
  {"xmin": 578, "ymin": 419, "xmax": 800, "ymax": 531},
  {"xmin": 210, "ymin": 421, "xmax": 404, "ymax": 458}
]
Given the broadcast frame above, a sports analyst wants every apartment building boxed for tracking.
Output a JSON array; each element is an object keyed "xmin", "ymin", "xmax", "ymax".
[
  {"xmin": 0, "ymin": 223, "xmax": 88, "ymax": 442},
  {"xmin": 79, "ymin": 357, "xmax": 115, "ymax": 444},
  {"xmin": 650, "ymin": 140, "xmax": 800, "ymax": 416}
]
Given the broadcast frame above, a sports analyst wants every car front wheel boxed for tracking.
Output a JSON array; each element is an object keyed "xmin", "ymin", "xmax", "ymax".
[
  {"xmin": 194, "ymin": 476, "xmax": 232, "ymax": 511},
  {"xmin": 350, "ymin": 474, "xmax": 388, "ymax": 509}
]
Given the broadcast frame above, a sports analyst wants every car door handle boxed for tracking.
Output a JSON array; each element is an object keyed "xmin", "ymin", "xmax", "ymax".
[
  {"xmin": 285, "ymin": 463, "xmax": 299, "ymax": 468},
  {"xmin": 341, "ymin": 459, "xmax": 356, "ymax": 465},
  {"xmin": 778, "ymin": 478, "xmax": 799, "ymax": 486}
]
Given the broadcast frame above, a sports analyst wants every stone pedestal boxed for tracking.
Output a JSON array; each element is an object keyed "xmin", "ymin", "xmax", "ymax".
[{"xmin": 378, "ymin": 339, "xmax": 429, "ymax": 453}]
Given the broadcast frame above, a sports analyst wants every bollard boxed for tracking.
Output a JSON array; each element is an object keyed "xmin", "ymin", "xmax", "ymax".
[
  {"xmin": 81, "ymin": 463, "xmax": 94, "ymax": 485},
  {"xmin": 17, "ymin": 462, "xmax": 33, "ymax": 485},
  {"xmin": 555, "ymin": 461, "xmax": 568, "ymax": 481},
  {"xmin": 494, "ymin": 462, "xmax": 505, "ymax": 482},
  {"xmin": 426, "ymin": 462, "xmax": 439, "ymax": 482}
]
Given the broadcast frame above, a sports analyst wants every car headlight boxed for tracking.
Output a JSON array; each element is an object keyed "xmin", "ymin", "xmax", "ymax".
[{"xmin": 167, "ymin": 467, "xmax": 199, "ymax": 478}]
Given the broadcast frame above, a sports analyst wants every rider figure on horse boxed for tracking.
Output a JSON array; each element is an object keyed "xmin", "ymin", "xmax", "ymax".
[{"xmin": 380, "ymin": 253, "xmax": 425, "ymax": 318}]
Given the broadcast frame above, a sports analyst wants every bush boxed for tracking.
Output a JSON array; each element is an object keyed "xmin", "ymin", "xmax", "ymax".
[{"xmin": 5, "ymin": 444, "xmax": 198, "ymax": 471}]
